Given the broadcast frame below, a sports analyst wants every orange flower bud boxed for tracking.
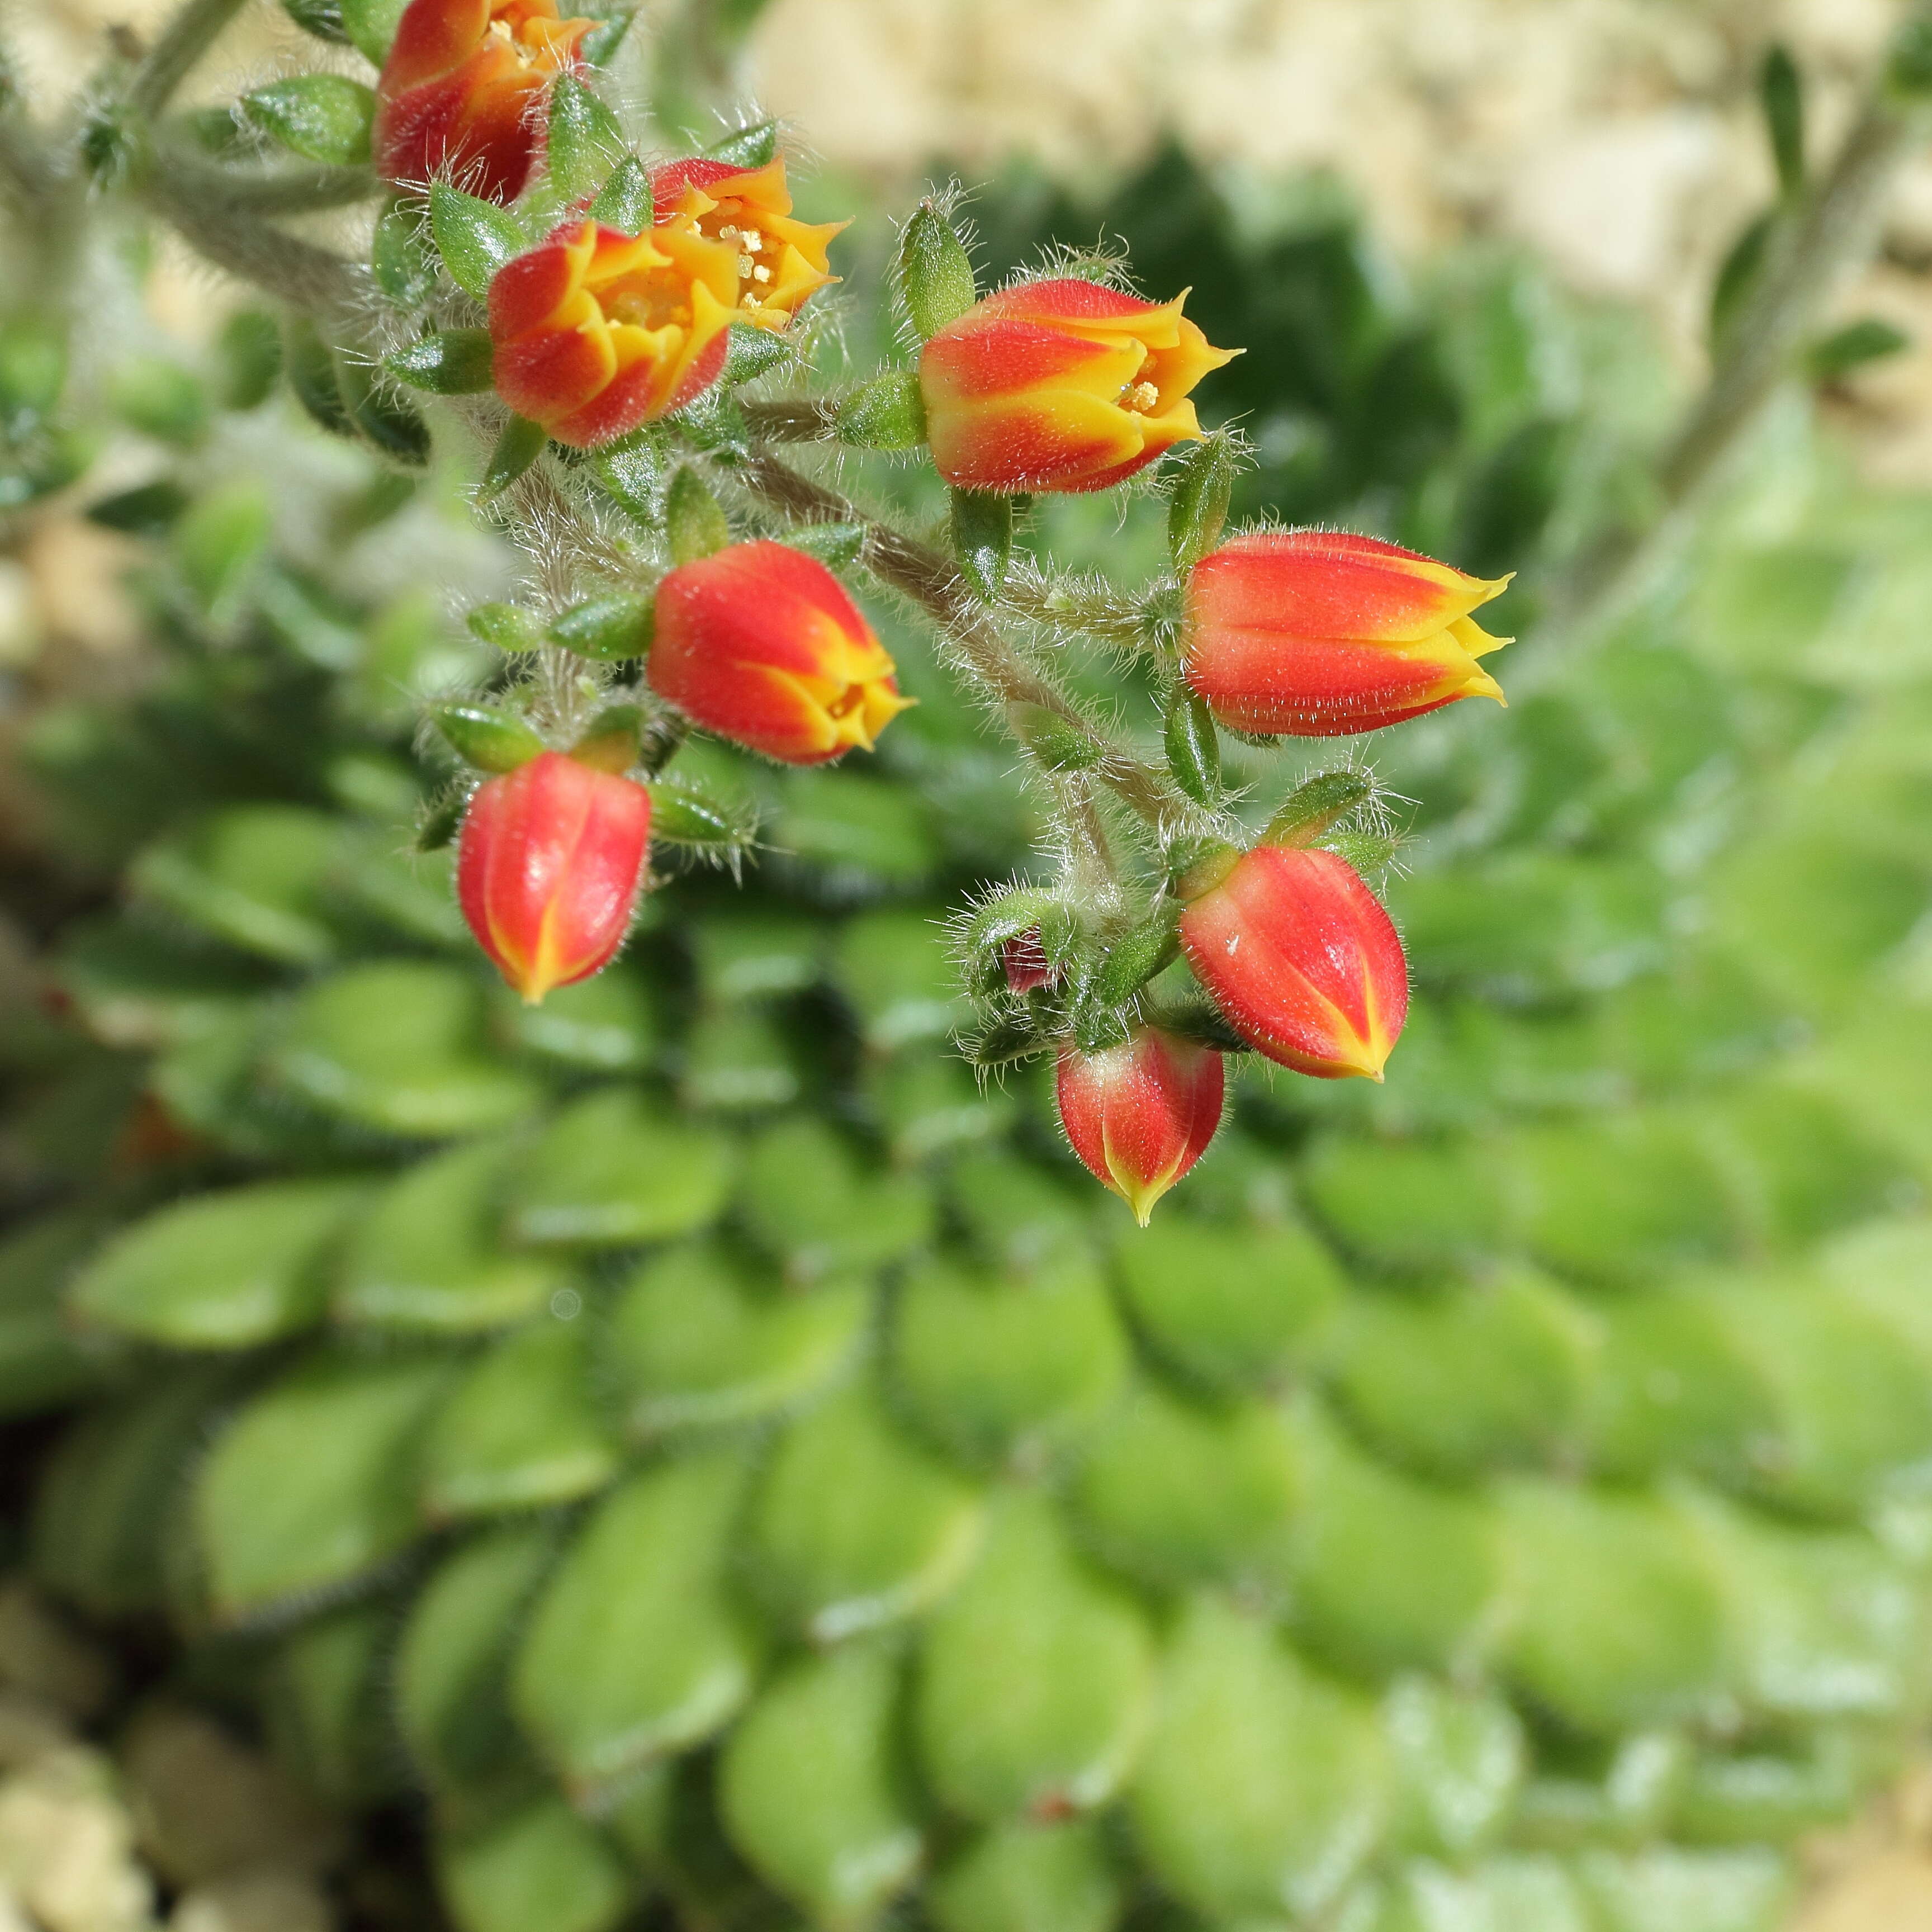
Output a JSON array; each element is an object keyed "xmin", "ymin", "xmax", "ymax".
[
  {"xmin": 920, "ymin": 278, "xmax": 1237, "ymax": 494},
  {"xmin": 1056, "ymin": 1028, "xmax": 1225, "ymax": 1225},
  {"xmin": 456, "ymin": 750, "xmax": 652, "ymax": 1003},
  {"xmin": 647, "ymin": 541, "xmax": 914, "ymax": 765},
  {"xmin": 374, "ymin": 0, "xmax": 591, "ymax": 204},
  {"xmin": 649, "ymin": 157, "xmax": 845, "ymax": 334},
  {"xmin": 1182, "ymin": 531, "xmax": 1510, "ymax": 737},
  {"xmin": 1178, "ymin": 845, "xmax": 1408, "ymax": 1080},
  {"xmin": 489, "ymin": 216, "xmax": 741, "ymax": 447}
]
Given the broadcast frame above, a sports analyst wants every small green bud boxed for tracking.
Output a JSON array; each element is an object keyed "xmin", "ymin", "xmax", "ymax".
[
  {"xmin": 963, "ymin": 1020, "xmax": 1051, "ymax": 1073},
  {"xmin": 896, "ymin": 203, "xmax": 977, "ymax": 340},
  {"xmin": 1263, "ymin": 769, "xmax": 1374, "ymax": 848},
  {"xmin": 1091, "ymin": 907, "xmax": 1180, "ymax": 1008},
  {"xmin": 1007, "ymin": 701, "xmax": 1102, "ymax": 773},
  {"xmin": 577, "ymin": 8, "xmax": 633, "ymax": 65},
  {"xmin": 416, "ymin": 794, "xmax": 465, "ymax": 853},
  {"xmin": 1166, "ymin": 432, "xmax": 1237, "ymax": 574},
  {"xmin": 1163, "ymin": 688, "xmax": 1221, "ymax": 806},
  {"xmin": 433, "ymin": 704, "xmax": 546, "ymax": 773},
  {"xmin": 722, "ymin": 323, "xmax": 794, "ymax": 386},
  {"xmin": 478, "ymin": 415, "xmax": 547, "ymax": 501},
  {"xmin": 334, "ymin": 354, "xmax": 431, "ymax": 467},
  {"xmin": 571, "ymin": 703, "xmax": 645, "ymax": 774},
  {"xmin": 279, "ymin": 0, "xmax": 349, "ymax": 42},
  {"xmin": 283, "ymin": 319, "xmax": 354, "ymax": 437},
  {"xmin": 788, "ymin": 522, "xmax": 868, "ymax": 571},
  {"xmin": 372, "ymin": 204, "xmax": 436, "ymax": 307},
  {"xmin": 588, "ymin": 155, "xmax": 652, "ymax": 236},
  {"xmin": 674, "ymin": 387, "xmax": 750, "ymax": 460},
  {"xmin": 429, "ymin": 183, "xmax": 526, "ymax": 298},
  {"xmin": 647, "ymin": 779, "xmax": 760, "ymax": 866},
  {"xmin": 239, "ymin": 75, "xmax": 376, "ymax": 165},
  {"xmin": 950, "ymin": 488, "xmax": 1011, "ymax": 602},
  {"xmin": 835, "ymin": 370, "xmax": 927, "ymax": 451},
  {"xmin": 339, "ymin": 0, "xmax": 406, "ymax": 63},
  {"xmin": 385, "ymin": 328, "xmax": 495, "ymax": 395},
  {"xmin": 547, "ymin": 593, "xmax": 654, "ymax": 660},
  {"xmin": 546, "ymin": 74, "xmax": 625, "ymax": 203},
  {"xmin": 590, "ymin": 430, "xmax": 665, "ymax": 524},
  {"xmin": 467, "ymin": 602, "xmax": 544, "ymax": 653},
  {"xmin": 666, "ymin": 466, "xmax": 731, "ymax": 564},
  {"xmin": 706, "ymin": 119, "xmax": 780, "ymax": 168}
]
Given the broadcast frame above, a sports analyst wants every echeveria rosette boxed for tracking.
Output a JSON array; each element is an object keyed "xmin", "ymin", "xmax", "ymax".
[
  {"xmin": 920, "ymin": 278, "xmax": 1238, "ymax": 494},
  {"xmin": 1056, "ymin": 1027, "xmax": 1225, "ymax": 1225},
  {"xmin": 487, "ymin": 217, "xmax": 742, "ymax": 447},
  {"xmin": 374, "ymin": 0, "xmax": 591, "ymax": 204},
  {"xmin": 457, "ymin": 750, "xmax": 652, "ymax": 1003},
  {"xmin": 1183, "ymin": 530, "xmax": 1512, "ymax": 737},
  {"xmin": 648, "ymin": 541, "xmax": 915, "ymax": 765},
  {"xmin": 1179, "ymin": 843, "xmax": 1409, "ymax": 1080},
  {"xmin": 649, "ymin": 157, "xmax": 847, "ymax": 334}
]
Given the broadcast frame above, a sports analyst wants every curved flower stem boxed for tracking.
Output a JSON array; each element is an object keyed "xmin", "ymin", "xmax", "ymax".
[
  {"xmin": 141, "ymin": 172, "xmax": 361, "ymax": 313},
  {"xmin": 738, "ymin": 447, "xmax": 1190, "ymax": 835},
  {"xmin": 129, "ymin": 0, "xmax": 252, "ymax": 120},
  {"xmin": 161, "ymin": 157, "xmax": 382, "ymax": 217},
  {"xmin": 1543, "ymin": 55, "xmax": 1932, "ymax": 652}
]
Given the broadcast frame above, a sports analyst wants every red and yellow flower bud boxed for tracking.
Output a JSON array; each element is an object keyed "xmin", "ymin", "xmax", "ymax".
[
  {"xmin": 1178, "ymin": 844, "xmax": 1408, "ymax": 1080},
  {"xmin": 650, "ymin": 157, "xmax": 845, "ymax": 334},
  {"xmin": 920, "ymin": 278, "xmax": 1237, "ymax": 495},
  {"xmin": 647, "ymin": 540, "xmax": 914, "ymax": 765},
  {"xmin": 374, "ymin": 0, "xmax": 591, "ymax": 204},
  {"xmin": 1182, "ymin": 530, "xmax": 1510, "ymax": 738},
  {"xmin": 457, "ymin": 750, "xmax": 652, "ymax": 1003},
  {"xmin": 488, "ymin": 216, "xmax": 745, "ymax": 446},
  {"xmin": 1056, "ymin": 1028, "xmax": 1225, "ymax": 1225}
]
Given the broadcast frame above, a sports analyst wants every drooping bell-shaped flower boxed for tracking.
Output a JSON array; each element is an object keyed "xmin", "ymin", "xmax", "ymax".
[
  {"xmin": 456, "ymin": 750, "xmax": 652, "ymax": 1003},
  {"xmin": 1056, "ymin": 1027, "xmax": 1225, "ymax": 1225}
]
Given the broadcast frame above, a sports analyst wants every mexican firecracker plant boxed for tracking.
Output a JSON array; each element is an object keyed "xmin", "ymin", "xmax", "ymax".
[
  {"xmin": 155, "ymin": 0, "xmax": 1523, "ymax": 1225},
  {"xmin": 15, "ymin": 11, "xmax": 1932, "ymax": 1932}
]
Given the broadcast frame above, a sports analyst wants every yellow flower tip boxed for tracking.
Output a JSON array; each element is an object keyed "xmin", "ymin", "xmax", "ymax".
[{"xmin": 1470, "ymin": 569, "xmax": 1515, "ymax": 607}]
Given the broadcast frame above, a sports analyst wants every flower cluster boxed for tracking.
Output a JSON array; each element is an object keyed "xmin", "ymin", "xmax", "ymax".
[{"xmin": 357, "ymin": 23, "xmax": 1516, "ymax": 1221}]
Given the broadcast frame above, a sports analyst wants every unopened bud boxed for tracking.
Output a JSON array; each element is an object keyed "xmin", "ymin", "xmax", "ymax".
[{"xmin": 896, "ymin": 202, "xmax": 977, "ymax": 341}]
